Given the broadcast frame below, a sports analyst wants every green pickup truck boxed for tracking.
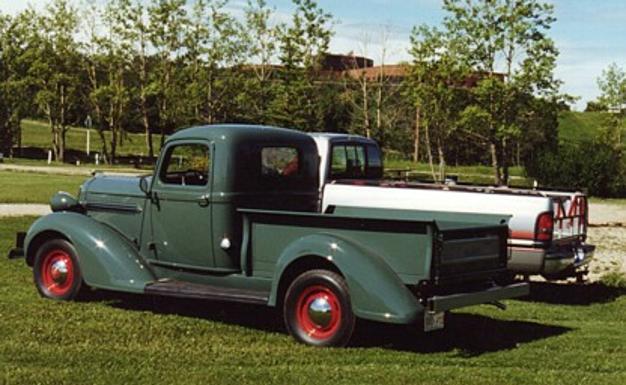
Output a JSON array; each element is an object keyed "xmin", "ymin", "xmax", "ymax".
[{"xmin": 11, "ymin": 124, "xmax": 528, "ymax": 347}]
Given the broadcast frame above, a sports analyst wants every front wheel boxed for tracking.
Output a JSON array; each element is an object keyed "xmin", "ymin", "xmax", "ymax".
[
  {"xmin": 33, "ymin": 239, "xmax": 85, "ymax": 301},
  {"xmin": 283, "ymin": 269, "xmax": 355, "ymax": 347}
]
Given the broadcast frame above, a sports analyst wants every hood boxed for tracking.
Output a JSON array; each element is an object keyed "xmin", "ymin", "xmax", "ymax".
[{"xmin": 83, "ymin": 175, "xmax": 148, "ymax": 198}]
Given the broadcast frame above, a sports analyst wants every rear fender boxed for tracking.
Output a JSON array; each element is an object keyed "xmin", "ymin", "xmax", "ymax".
[
  {"xmin": 25, "ymin": 212, "xmax": 155, "ymax": 293},
  {"xmin": 270, "ymin": 233, "xmax": 422, "ymax": 324}
]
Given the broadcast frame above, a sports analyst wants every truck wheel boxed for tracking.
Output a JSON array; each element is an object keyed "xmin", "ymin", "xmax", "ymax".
[
  {"xmin": 283, "ymin": 269, "xmax": 355, "ymax": 347},
  {"xmin": 33, "ymin": 239, "xmax": 85, "ymax": 301}
]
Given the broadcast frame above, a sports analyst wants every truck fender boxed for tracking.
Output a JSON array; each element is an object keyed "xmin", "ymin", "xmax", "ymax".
[
  {"xmin": 270, "ymin": 233, "xmax": 423, "ymax": 324},
  {"xmin": 24, "ymin": 212, "xmax": 156, "ymax": 293}
]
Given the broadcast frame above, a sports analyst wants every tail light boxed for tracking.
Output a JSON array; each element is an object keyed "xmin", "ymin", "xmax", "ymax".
[{"xmin": 535, "ymin": 212, "xmax": 554, "ymax": 242}]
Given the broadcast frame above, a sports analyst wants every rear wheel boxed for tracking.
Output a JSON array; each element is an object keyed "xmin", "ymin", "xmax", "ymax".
[
  {"xmin": 283, "ymin": 269, "xmax": 355, "ymax": 347},
  {"xmin": 33, "ymin": 239, "xmax": 85, "ymax": 301}
]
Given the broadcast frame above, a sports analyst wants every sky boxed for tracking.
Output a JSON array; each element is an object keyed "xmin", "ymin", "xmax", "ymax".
[{"xmin": 2, "ymin": 0, "xmax": 626, "ymax": 110}]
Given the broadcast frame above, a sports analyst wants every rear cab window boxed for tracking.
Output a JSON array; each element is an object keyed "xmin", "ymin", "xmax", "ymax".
[
  {"xmin": 330, "ymin": 142, "xmax": 382, "ymax": 180},
  {"xmin": 261, "ymin": 147, "xmax": 300, "ymax": 178}
]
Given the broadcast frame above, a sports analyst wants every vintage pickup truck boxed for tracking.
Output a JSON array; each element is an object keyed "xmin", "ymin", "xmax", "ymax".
[
  {"xmin": 11, "ymin": 124, "xmax": 528, "ymax": 347},
  {"xmin": 310, "ymin": 133, "xmax": 595, "ymax": 281}
]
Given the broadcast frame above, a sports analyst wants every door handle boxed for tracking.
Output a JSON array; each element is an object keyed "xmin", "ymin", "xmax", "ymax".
[{"xmin": 198, "ymin": 194, "xmax": 210, "ymax": 207}]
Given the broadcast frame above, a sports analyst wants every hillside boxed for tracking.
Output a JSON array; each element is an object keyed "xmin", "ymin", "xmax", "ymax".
[{"xmin": 558, "ymin": 111, "xmax": 626, "ymax": 143}]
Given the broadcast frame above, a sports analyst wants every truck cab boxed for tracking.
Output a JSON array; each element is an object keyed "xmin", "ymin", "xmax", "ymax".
[
  {"xmin": 310, "ymin": 133, "xmax": 383, "ymax": 189},
  {"xmin": 15, "ymin": 124, "xmax": 529, "ymax": 347}
]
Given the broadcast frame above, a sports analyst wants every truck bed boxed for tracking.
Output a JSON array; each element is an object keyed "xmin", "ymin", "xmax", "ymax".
[{"xmin": 239, "ymin": 207, "xmax": 509, "ymax": 287}]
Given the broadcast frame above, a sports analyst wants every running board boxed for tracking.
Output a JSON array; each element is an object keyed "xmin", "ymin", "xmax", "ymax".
[{"xmin": 145, "ymin": 280, "xmax": 269, "ymax": 305}]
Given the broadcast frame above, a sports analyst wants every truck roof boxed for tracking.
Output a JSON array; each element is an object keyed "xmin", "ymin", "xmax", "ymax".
[
  {"xmin": 168, "ymin": 124, "xmax": 312, "ymax": 144},
  {"xmin": 309, "ymin": 132, "xmax": 377, "ymax": 144}
]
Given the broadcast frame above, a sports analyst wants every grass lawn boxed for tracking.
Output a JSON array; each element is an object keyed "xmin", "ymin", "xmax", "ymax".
[
  {"xmin": 0, "ymin": 171, "xmax": 86, "ymax": 204},
  {"xmin": 558, "ymin": 111, "xmax": 626, "ymax": 143},
  {"xmin": 1, "ymin": 216, "xmax": 625, "ymax": 385},
  {"xmin": 20, "ymin": 119, "xmax": 163, "ymax": 158}
]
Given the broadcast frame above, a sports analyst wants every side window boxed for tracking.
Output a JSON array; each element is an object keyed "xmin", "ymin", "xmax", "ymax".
[
  {"xmin": 366, "ymin": 144, "xmax": 383, "ymax": 178},
  {"xmin": 331, "ymin": 145, "xmax": 347, "ymax": 175},
  {"xmin": 159, "ymin": 143, "xmax": 210, "ymax": 186},
  {"xmin": 261, "ymin": 147, "xmax": 300, "ymax": 178},
  {"xmin": 330, "ymin": 144, "xmax": 366, "ymax": 179}
]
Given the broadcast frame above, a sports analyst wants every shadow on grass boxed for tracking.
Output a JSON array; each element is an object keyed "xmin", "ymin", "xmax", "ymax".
[
  {"xmin": 352, "ymin": 314, "xmax": 571, "ymax": 356},
  {"xmin": 81, "ymin": 290, "xmax": 570, "ymax": 355},
  {"xmin": 520, "ymin": 281, "xmax": 626, "ymax": 306}
]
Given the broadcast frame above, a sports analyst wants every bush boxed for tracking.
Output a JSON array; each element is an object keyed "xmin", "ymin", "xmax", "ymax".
[{"xmin": 526, "ymin": 139, "xmax": 626, "ymax": 197}]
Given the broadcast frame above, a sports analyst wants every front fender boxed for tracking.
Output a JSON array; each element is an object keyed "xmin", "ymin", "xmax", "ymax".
[
  {"xmin": 25, "ymin": 212, "xmax": 155, "ymax": 293},
  {"xmin": 270, "ymin": 233, "xmax": 423, "ymax": 324}
]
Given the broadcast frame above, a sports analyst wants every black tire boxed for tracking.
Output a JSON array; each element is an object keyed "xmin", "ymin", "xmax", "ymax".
[
  {"xmin": 283, "ymin": 269, "xmax": 355, "ymax": 347},
  {"xmin": 33, "ymin": 239, "xmax": 85, "ymax": 301}
]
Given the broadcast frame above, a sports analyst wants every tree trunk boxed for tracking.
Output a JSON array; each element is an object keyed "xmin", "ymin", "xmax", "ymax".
[
  {"xmin": 362, "ymin": 76, "xmax": 370, "ymax": 138},
  {"xmin": 413, "ymin": 106, "xmax": 420, "ymax": 163},
  {"xmin": 424, "ymin": 121, "xmax": 438, "ymax": 183},
  {"xmin": 490, "ymin": 141, "xmax": 501, "ymax": 186},
  {"xmin": 58, "ymin": 85, "xmax": 66, "ymax": 162},
  {"xmin": 437, "ymin": 139, "xmax": 446, "ymax": 182},
  {"xmin": 502, "ymin": 137, "xmax": 509, "ymax": 186}
]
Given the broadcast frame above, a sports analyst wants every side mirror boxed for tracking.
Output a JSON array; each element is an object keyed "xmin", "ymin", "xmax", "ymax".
[{"xmin": 139, "ymin": 176, "xmax": 151, "ymax": 197}]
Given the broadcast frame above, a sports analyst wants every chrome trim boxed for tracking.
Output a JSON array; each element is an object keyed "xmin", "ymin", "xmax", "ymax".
[
  {"xmin": 86, "ymin": 202, "xmax": 142, "ymax": 213},
  {"xmin": 50, "ymin": 260, "xmax": 68, "ymax": 284},
  {"xmin": 308, "ymin": 297, "xmax": 333, "ymax": 327}
]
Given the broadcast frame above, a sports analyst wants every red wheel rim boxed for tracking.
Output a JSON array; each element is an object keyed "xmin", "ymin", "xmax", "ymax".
[
  {"xmin": 295, "ymin": 285, "xmax": 342, "ymax": 340},
  {"xmin": 40, "ymin": 249, "xmax": 75, "ymax": 296}
]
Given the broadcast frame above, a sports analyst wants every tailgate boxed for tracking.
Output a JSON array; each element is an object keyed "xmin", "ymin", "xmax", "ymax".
[
  {"xmin": 552, "ymin": 194, "xmax": 588, "ymax": 241},
  {"xmin": 432, "ymin": 224, "xmax": 509, "ymax": 284}
]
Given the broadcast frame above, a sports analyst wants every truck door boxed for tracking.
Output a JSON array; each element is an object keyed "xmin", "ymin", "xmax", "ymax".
[{"xmin": 148, "ymin": 140, "xmax": 214, "ymax": 268}]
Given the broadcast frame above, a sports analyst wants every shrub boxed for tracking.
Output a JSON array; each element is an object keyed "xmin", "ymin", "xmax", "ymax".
[{"xmin": 526, "ymin": 140, "xmax": 626, "ymax": 197}]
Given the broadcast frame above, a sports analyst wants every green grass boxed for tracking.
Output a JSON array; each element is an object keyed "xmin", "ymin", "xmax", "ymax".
[
  {"xmin": 0, "ymin": 171, "xmax": 86, "ymax": 203},
  {"xmin": 383, "ymin": 160, "xmax": 531, "ymax": 186},
  {"xmin": 20, "ymin": 119, "xmax": 163, "ymax": 158},
  {"xmin": 558, "ymin": 111, "xmax": 626, "ymax": 143},
  {"xmin": 1, "ymin": 216, "xmax": 625, "ymax": 385},
  {"xmin": 2, "ymin": 157, "xmax": 152, "ymax": 171}
]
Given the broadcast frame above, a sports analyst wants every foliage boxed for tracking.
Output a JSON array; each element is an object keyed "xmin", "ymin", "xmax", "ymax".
[
  {"xmin": 269, "ymin": 0, "xmax": 334, "ymax": 131},
  {"xmin": 0, "ymin": 12, "xmax": 36, "ymax": 156},
  {"xmin": 440, "ymin": 0, "xmax": 562, "ymax": 185},
  {"xmin": 30, "ymin": 0, "xmax": 84, "ymax": 162},
  {"xmin": 526, "ymin": 138, "xmax": 626, "ymax": 197},
  {"xmin": 407, "ymin": 25, "xmax": 471, "ymax": 181}
]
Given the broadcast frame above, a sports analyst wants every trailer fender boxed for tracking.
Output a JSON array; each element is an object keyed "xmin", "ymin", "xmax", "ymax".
[
  {"xmin": 270, "ymin": 233, "xmax": 422, "ymax": 324},
  {"xmin": 24, "ymin": 212, "xmax": 155, "ymax": 293}
]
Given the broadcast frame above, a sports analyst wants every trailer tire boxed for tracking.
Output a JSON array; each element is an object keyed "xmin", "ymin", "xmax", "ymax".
[
  {"xmin": 283, "ymin": 269, "xmax": 355, "ymax": 347},
  {"xmin": 33, "ymin": 239, "xmax": 86, "ymax": 301}
]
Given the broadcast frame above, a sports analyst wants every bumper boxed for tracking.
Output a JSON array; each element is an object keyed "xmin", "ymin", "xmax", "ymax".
[
  {"xmin": 509, "ymin": 242, "xmax": 595, "ymax": 275},
  {"xmin": 543, "ymin": 244, "xmax": 595, "ymax": 275},
  {"xmin": 7, "ymin": 232, "xmax": 25, "ymax": 259},
  {"xmin": 427, "ymin": 282, "xmax": 529, "ymax": 313}
]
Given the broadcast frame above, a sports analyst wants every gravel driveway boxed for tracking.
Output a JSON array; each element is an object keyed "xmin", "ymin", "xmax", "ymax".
[{"xmin": 0, "ymin": 204, "xmax": 51, "ymax": 218}]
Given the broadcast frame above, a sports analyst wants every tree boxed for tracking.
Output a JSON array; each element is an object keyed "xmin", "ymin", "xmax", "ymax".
[
  {"xmin": 0, "ymin": 11, "xmax": 36, "ymax": 156},
  {"xmin": 30, "ymin": 0, "xmax": 82, "ymax": 162},
  {"xmin": 183, "ymin": 0, "xmax": 246, "ymax": 125},
  {"xmin": 407, "ymin": 25, "xmax": 470, "ymax": 181},
  {"xmin": 240, "ymin": 0, "xmax": 281, "ymax": 123},
  {"xmin": 270, "ymin": 0, "xmax": 333, "ymax": 131},
  {"xmin": 110, "ymin": 0, "xmax": 156, "ymax": 158},
  {"xmin": 596, "ymin": 63, "xmax": 626, "ymax": 145},
  {"xmin": 83, "ymin": 0, "xmax": 132, "ymax": 163},
  {"xmin": 442, "ymin": 0, "xmax": 561, "ymax": 185},
  {"xmin": 148, "ymin": 0, "xmax": 189, "ymax": 145}
]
